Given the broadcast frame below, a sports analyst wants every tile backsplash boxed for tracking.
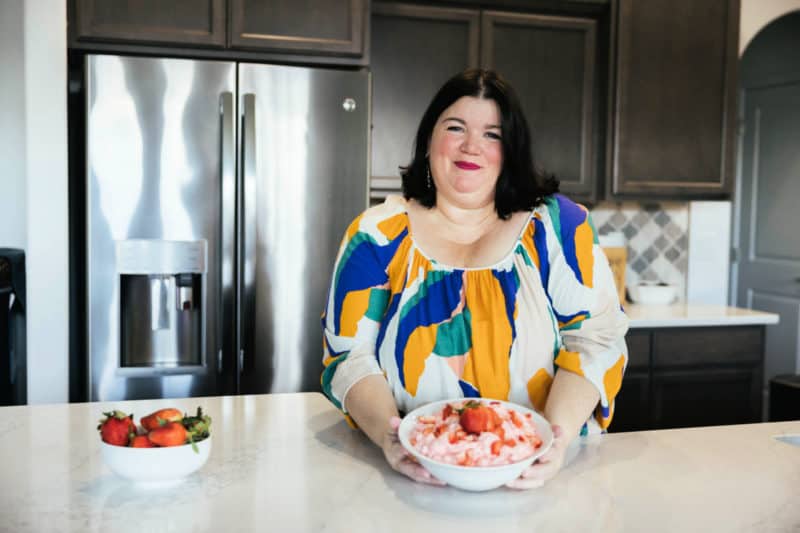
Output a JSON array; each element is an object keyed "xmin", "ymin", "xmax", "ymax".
[{"xmin": 591, "ymin": 202, "xmax": 689, "ymax": 302}]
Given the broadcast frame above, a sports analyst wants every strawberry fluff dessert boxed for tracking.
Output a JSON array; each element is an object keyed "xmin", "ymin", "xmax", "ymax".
[{"xmin": 408, "ymin": 400, "xmax": 544, "ymax": 467}]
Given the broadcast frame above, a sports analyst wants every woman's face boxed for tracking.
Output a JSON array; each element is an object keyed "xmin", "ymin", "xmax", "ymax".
[{"xmin": 428, "ymin": 96, "xmax": 504, "ymax": 209}]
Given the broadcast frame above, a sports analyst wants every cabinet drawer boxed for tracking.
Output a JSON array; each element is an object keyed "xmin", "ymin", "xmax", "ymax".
[
  {"xmin": 653, "ymin": 326, "xmax": 763, "ymax": 367},
  {"xmin": 625, "ymin": 330, "xmax": 650, "ymax": 368}
]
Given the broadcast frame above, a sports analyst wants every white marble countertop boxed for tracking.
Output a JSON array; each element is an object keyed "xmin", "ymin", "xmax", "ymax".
[
  {"xmin": 625, "ymin": 304, "xmax": 780, "ymax": 328},
  {"xmin": 0, "ymin": 393, "xmax": 798, "ymax": 532}
]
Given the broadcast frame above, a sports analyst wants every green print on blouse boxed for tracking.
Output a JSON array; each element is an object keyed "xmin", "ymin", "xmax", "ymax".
[
  {"xmin": 432, "ymin": 307, "xmax": 473, "ymax": 357},
  {"xmin": 365, "ymin": 289, "xmax": 390, "ymax": 321}
]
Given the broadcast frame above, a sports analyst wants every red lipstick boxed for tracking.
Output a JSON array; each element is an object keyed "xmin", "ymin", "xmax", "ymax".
[{"xmin": 454, "ymin": 161, "xmax": 481, "ymax": 170}]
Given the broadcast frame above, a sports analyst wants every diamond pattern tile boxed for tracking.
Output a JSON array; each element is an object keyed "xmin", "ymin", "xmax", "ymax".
[
  {"xmin": 592, "ymin": 200, "xmax": 689, "ymax": 302},
  {"xmin": 622, "ymin": 224, "xmax": 637, "ymax": 240},
  {"xmin": 609, "ymin": 212, "xmax": 626, "ymax": 228},
  {"xmin": 664, "ymin": 246, "xmax": 681, "ymax": 262},
  {"xmin": 631, "ymin": 257, "xmax": 648, "ymax": 274},
  {"xmin": 632, "ymin": 211, "xmax": 649, "ymax": 228},
  {"xmin": 640, "ymin": 268, "xmax": 658, "ymax": 282},
  {"xmin": 664, "ymin": 221, "xmax": 683, "ymax": 241}
]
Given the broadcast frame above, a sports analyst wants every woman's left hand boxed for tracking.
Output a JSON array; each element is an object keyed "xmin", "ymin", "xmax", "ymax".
[{"xmin": 505, "ymin": 424, "xmax": 566, "ymax": 489}]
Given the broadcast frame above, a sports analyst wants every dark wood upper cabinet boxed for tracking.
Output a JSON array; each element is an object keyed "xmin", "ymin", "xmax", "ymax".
[
  {"xmin": 370, "ymin": 3, "xmax": 479, "ymax": 194},
  {"xmin": 482, "ymin": 11, "xmax": 598, "ymax": 202},
  {"xmin": 229, "ymin": 0, "xmax": 367, "ymax": 57},
  {"xmin": 610, "ymin": 0, "xmax": 739, "ymax": 198},
  {"xmin": 73, "ymin": 0, "xmax": 226, "ymax": 47}
]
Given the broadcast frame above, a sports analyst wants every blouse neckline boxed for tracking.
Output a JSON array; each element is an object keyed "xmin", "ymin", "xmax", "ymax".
[{"xmin": 399, "ymin": 199, "xmax": 537, "ymax": 272}]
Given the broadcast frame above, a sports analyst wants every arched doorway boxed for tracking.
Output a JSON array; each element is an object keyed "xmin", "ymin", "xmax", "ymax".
[{"xmin": 733, "ymin": 10, "xmax": 800, "ymax": 418}]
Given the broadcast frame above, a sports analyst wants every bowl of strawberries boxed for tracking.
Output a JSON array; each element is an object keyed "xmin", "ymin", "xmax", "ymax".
[
  {"xmin": 97, "ymin": 406, "xmax": 212, "ymax": 486},
  {"xmin": 398, "ymin": 399, "xmax": 553, "ymax": 491}
]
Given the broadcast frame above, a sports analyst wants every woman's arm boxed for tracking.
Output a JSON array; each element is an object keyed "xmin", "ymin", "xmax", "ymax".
[
  {"xmin": 343, "ymin": 374, "xmax": 399, "ymax": 448},
  {"xmin": 345, "ymin": 375, "xmax": 445, "ymax": 485},
  {"xmin": 506, "ymin": 370, "xmax": 598, "ymax": 489},
  {"xmin": 544, "ymin": 369, "xmax": 600, "ymax": 443},
  {"xmin": 321, "ymin": 203, "xmax": 445, "ymax": 485},
  {"xmin": 509, "ymin": 196, "xmax": 628, "ymax": 489}
]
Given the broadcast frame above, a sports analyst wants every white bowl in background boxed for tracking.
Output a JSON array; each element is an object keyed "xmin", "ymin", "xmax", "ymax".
[
  {"xmin": 629, "ymin": 283, "xmax": 677, "ymax": 305},
  {"xmin": 398, "ymin": 399, "xmax": 554, "ymax": 491},
  {"xmin": 100, "ymin": 436, "xmax": 211, "ymax": 486}
]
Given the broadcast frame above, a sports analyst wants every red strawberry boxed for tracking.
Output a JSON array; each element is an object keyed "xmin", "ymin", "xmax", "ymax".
[
  {"xmin": 491, "ymin": 439, "xmax": 504, "ymax": 455},
  {"xmin": 140, "ymin": 408, "xmax": 183, "ymax": 431},
  {"xmin": 442, "ymin": 404, "xmax": 454, "ymax": 419},
  {"xmin": 147, "ymin": 421, "xmax": 188, "ymax": 447},
  {"xmin": 130, "ymin": 435, "xmax": 155, "ymax": 448},
  {"xmin": 97, "ymin": 410, "xmax": 136, "ymax": 446},
  {"xmin": 459, "ymin": 404, "xmax": 500, "ymax": 435}
]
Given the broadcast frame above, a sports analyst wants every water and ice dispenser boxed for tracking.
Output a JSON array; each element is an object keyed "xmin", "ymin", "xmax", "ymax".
[{"xmin": 116, "ymin": 240, "xmax": 207, "ymax": 369}]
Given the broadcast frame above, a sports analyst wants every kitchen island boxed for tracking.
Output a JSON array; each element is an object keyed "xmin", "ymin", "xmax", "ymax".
[{"xmin": 0, "ymin": 393, "xmax": 797, "ymax": 532}]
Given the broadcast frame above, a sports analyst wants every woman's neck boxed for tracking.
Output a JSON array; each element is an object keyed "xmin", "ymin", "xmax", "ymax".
[{"xmin": 429, "ymin": 195, "xmax": 500, "ymax": 244}]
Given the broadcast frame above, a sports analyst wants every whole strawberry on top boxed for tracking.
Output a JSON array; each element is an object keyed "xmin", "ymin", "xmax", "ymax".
[
  {"xmin": 140, "ymin": 407, "xmax": 183, "ymax": 431},
  {"xmin": 97, "ymin": 410, "xmax": 136, "ymax": 447},
  {"xmin": 458, "ymin": 400, "xmax": 503, "ymax": 434}
]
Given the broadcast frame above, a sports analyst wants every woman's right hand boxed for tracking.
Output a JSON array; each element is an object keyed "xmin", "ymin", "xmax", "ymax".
[{"xmin": 382, "ymin": 416, "xmax": 446, "ymax": 486}]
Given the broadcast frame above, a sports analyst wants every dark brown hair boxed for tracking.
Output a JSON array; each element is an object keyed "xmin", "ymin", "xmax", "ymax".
[{"xmin": 401, "ymin": 69, "xmax": 558, "ymax": 219}]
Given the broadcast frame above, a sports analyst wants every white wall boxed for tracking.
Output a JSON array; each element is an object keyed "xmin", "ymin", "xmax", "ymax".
[
  {"xmin": 0, "ymin": 1, "xmax": 27, "ymax": 250},
  {"xmin": 24, "ymin": 0, "xmax": 69, "ymax": 404},
  {"xmin": 0, "ymin": 1, "xmax": 69, "ymax": 404},
  {"xmin": 740, "ymin": 0, "xmax": 800, "ymax": 54}
]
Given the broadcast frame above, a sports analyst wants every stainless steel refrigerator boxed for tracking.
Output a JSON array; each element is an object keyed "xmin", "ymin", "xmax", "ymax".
[{"xmin": 85, "ymin": 54, "xmax": 369, "ymax": 401}]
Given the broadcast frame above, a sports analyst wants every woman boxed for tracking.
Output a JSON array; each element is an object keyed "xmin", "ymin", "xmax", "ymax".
[{"xmin": 321, "ymin": 69, "xmax": 628, "ymax": 488}]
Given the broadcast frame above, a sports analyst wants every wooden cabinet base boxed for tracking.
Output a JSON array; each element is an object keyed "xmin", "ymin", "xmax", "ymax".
[{"xmin": 610, "ymin": 325, "xmax": 765, "ymax": 432}]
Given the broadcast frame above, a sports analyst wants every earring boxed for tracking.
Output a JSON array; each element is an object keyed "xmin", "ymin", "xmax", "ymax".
[{"xmin": 426, "ymin": 163, "xmax": 433, "ymax": 190}]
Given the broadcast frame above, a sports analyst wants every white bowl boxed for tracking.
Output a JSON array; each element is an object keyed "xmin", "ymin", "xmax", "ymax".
[
  {"xmin": 100, "ymin": 436, "xmax": 211, "ymax": 486},
  {"xmin": 629, "ymin": 283, "xmax": 677, "ymax": 305},
  {"xmin": 398, "ymin": 399, "xmax": 554, "ymax": 491}
]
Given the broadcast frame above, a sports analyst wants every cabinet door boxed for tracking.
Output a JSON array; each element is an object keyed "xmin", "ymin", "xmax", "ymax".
[
  {"xmin": 611, "ymin": 0, "xmax": 739, "ymax": 198},
  {"xmin": 652, "ymin": 365, "xmax": 762, "ymax": 429},
  {"xmin": 610, "ymin": 371, "xmax": 650, "ymax": 432},
  {"xmin": 481, "ymin": 11, "xmax": 598, "ymax": 202},
  {"xmin": 610, "ymin": 329, "xmax": 651, "ymax": 432},
  {"xmin": 370, "ymin": 3, "xmax": 479, "ymax": 201},
  {"xmin": 625, "ymin": 329, "xmax": 650, "ymax": 369},
  {"xmin": 74, "ymin": 0, "xmax": 226, "ymax": 47},
  {"xmin": 229, "ymin": 0, "xmax": 367, "ymax": 57}
]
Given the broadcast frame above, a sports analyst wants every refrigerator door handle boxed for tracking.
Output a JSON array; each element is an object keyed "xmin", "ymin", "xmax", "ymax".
[
  {"xmin": 220, "ymin": 92, "xmax": 235, "ymax": 375},
  {"xmin": 239, "ymin": 93, "xmax": 257, "ymax": 376}
]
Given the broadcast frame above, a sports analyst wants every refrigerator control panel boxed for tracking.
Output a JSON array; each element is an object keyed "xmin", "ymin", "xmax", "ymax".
[{"xmin": 116, "ymin": 240, "xmax": 207, "ymax": 274}]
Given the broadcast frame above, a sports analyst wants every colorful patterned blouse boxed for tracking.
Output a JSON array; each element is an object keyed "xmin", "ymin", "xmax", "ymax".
[{"xmin": 321, "ymin": 194, "xmax": 629, "ymax": 434}]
